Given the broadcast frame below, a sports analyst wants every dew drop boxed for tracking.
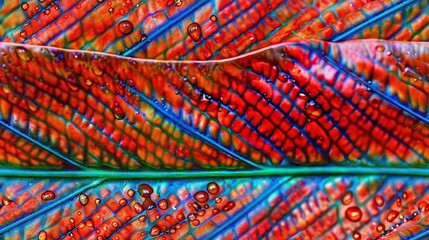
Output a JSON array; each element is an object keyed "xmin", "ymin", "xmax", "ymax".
[
  {"xmin": 150, "ymin": 226, "xmax": 161, "ymax": 236},
  {"xmin": 155, "ymin": 214, "xmax": 160, "ymax": 219},
  {"xmin": 118, "ymin": 20, "xmax": 133, "ymax": 35},
  {"xmin": 341, "ymin": 191, "xmax": 353, "ymax": 205},
  {"xmin": 79, "ymin": 194, "xmax": 89, "ymax": 205},
  {"xmin": 187, "ymin": 22, "xmax": 201, "ymax": 41},
  {"xmin": 158, "ymin": 199, "xmax": 169, "ymax": 210},
  {"xmin": 194, "ymin": 191, "xmax": 209, "ymax": 203},
  {"xmin": 212, "ymin": 208, "xmax": 219, "ymax": 215},
  {"xmin": 95, "ymin": 198, "xmax": 101, "ymax": 205},
  {"xmin": 86, "ymin": 219, "xmax": 94, "ymax": 228},
  {"xmin": 386, "ymin": 210, "xmax": 398, "ymax": 222},
  {"xmin": 127, "ymin": 189, "xmax": 135, "ymax": 197},
  {"xmin": 38, "ymin": 230, "xmax": 47, "ymax": 240},
  {"xmin": 418, "ymin": 201, "xmax": 429, "ymax": 212},
  {"xmin": 402, "ymin": 192, "xmax": 408, "ymax": 200},
  {"xmin": 207, "ymin": 182, "xmax": 220, "ymax": 195},
  {"xmin": 139, "ymin": 215, "xmax": 146, "ymax": 222},
  {"xmin": 41, "ymin": 190, "xmax": 56, "ymax": 201},
  {"xmin": 192, "ymin": 219, "xmax": 200, "ymax": 226},
  {"xmin": 119, "ymin": 198, "xmax": 127, "ymax": 206},
  {"xmin": 78, "ymin": 222, "xmax": 85, "ymax": 229},
  {"xmin": 215, "ymin": 197, "xmax": 221, "ymax": 203},
  {"xmin": 376, "ymin": 223, "xmax": 385, "ymax": 232},
  {"xmin": 21, "ymin": 2, "xmax": 29, "ymax": 11},
  {"xmin": 113, "ymin": 102, "xmax": 125, "ymax": 120},
  {"xmin": 396, "ymin": 197, "xmax": 402, "ymax": 207},
  {"xmin": 170, "ymin": 228, "xmax": 176, "ymax": 234},
  {"xmin": 175, "ymin": 0, "xmax": 182, "ymax": 6},
  {"xmin": 137, "ymin": 183, "xmax": 153, "ymax": 198},
  {"xmin": 197, "ymin": 210, "xmax": 206, "ymax": 217},
  {"xmin": 305, "ymin": 101, "xmax": 323, "ymax": 119},
  {"xmin": 16, "ymin": 47, "xmax": 31, "ymax": 62},
  {"xmin": 112, "ymin": 221, "xmax": 119, "ymax": 228},
  {"xmin": 177, "ymin": 213, "xmax": 185, "ymax": 221},
  {"xmin": 345, "ymin": 206, "xmax": 362, "ymax": 222},
  {"xmin": 376, "ymin": 45, "xmax": 385, "ymax": 52},
  {"xmin": 222, "ymin": 201, "xmax": 236, "ymax": 212},
  {"xmin": 210, "ymin": 15, "xmax": 217, "ymax": 22},
  {"xmin": 373, "ymin": 195, "xmax": 384, "ymax": 207},
  {"xmin": 108, "ymin": 7, "xmax": 114, "ymax": 13},
  {"xmin": 20, "ymin": 30, "xmax": 27, "ymax": 39},
  {"xmin": 352, "ymin": 232, "xmax": 361, "ymax": 240}
]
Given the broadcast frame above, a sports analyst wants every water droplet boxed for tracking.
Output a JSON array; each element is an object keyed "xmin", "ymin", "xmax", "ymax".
[
  {"xmin": 16, "ymin": 47, "xmax": 31, "ymax": 62},
  {"xmin": 188, "ymin": 213, "xmax": 196, "ymax": 221},
  {"xmin": 108, "ymin": 7, "xmax": 114, "ymax": 13},
  {"xmin": 222, "ymin": 201, "xmax": 236, "ymax": 211},
  {"xmin": 212, "ymin": 208, "xmax": 219, "ymax": 215},
  {"xmin": 41, "ymin": 190, "xmax": 56, "ymax": 201},
  {"xmin": 376, "ymin": 223, "xmax": 385, "ymax": 232},
  {"xmin": 38, "ymin": 230, "xmax": 47, "ymax": 240},
  {"xmin": 352, "ymin": 232, "xmax": 361, "ymax": 240},
  {"xmin": 158, "ymin": 199, "xmax": 169, "ymax": 210},
  {"xmin": 305, "ymin": 101, "xmax": 323, "ymax": 119},
  {"xmin": 138, "ymin": 183, "xmax": 153, "ymax": 198},
  {"xmin": 386, "ymin": 51, "xmax": 392, "ymax": 56},
  {"xmin": 150, "ymin": 226, "xmax": 161, "ymax": 236},
  {"xmin": 396, "ymin": 197, "xmax": 402, "ymax": 207},
  {"xmin": 342, "ymin": 191, "xmax": 353, "ymax": 205},
  {"xmin": 132, "ymin": 202, "xmax": 143, "ymax": 213},
  {"xmin": 194, "ymin": 191, "xmax": 209, "ymax": 203},
  {"xmin": 386, "ymin": 210, "xmax": 398, "ymax": 222},
  {"xmin": 127, "ymin": 189, "xmax": 135, "ymax": 197},
  {"xmin": 418, "ymin": 201, "xmax": 429, "ymax": 212},
  {"xmin": 215, "ymin": 197, "xmax": 221, "ymax": 203},
  {"xmin": 139, "ymin": 215, "xmax": 146, "ymax": 222},
  {"xmin": 345, "ymin": 206, "xmax": 362, "ymax": 222},
  {"xmin": 112, "ymin": 221, "xmax": 119, "ymax": 228},
  {"xmin": 119, "ymin": 198, "xmax": 127, "ymax": 206},
  {"xmin": 113, "ymin": 102, "xmax": 125, "ymax": 120},
  {"xmin": 78, "ymin": 222, "xmax": 85, "ymax": 229},
  {"xmin": 21, "ymin": 2, "xmax": 29, "ymax": 11},
  {"xmin": 210, "ymin": 15, "xmax": 217, "ymax": 22},
  {"xmin": 187, "ymin": 22, "xmax": 201, "ymax": 41},
  {"xmin": 170, "ymin": 228, "xmax": 176, "ymax": 234},
  {"xmin": 192, "ymin": 219, "xmax": 200, "ymax": 226},
  {"xmin": 207, "ymin": 182, "xmax": 220, "ymax": 195},
  {"xmin": 175, "ymin": 0, "xmax": 182, "ymax": 6},
  {"xmin": 118, "ymin": 20, "xmax": 133, "ymax": 35},
  {"xmin": 86, "ymin": 219, "xmax": 95, "ymax": 228},
  {"xmin": 197, "ymin": 210, "xmax": 206, "ymax": 217},
  {"xmin": 79, "ymin": 194, "xmax": 89, "ymax": 205},
  {"xmin": 20, "ymin": 30, "xmax": 27, "ymax": 39},
  {"xmin": 376, "ymin": 45, "xmax": 385, "ymax": 52},
  {"xmin": 177, "ymin": 213, "xmax": 185, "ymax": 221},
  {"xmin": 373, "ymin": 195, "xmax": 384, "ymax": 207},
  {"xmin": 95, "ymin": 198, "xmax": 101, "ymax": 205},
  {"xmin": 402, "ymin": 192, "xmax": 408, "ymax": 200}
]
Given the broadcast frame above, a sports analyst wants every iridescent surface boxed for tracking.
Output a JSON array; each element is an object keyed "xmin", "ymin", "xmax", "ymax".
[{"xmin": 0, "ymin": 0, "xmax": 429, "ymax": 239}]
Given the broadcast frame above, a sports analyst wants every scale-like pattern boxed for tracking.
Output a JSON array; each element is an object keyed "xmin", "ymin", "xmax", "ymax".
[
  {"xmin": 1, "ymin": 1, "xmax": 428, "ymax": 59},
  {"xmin": 1, "ymin": 176, "xmax": 429, "ymax": 239},
  {"xmin": 1, "ymin": 41, "xmax": 429, "ymax": 168}
]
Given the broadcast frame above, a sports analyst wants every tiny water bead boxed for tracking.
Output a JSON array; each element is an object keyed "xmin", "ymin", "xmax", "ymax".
[
  {"xmin": 376, "ymin": 45, "xmax": 385, "ymax": 52},
  {"xmin": 206, "ymin": 182, "xmax": 220, "ymax": 195},
  {"xmin": 38, "ymin": 230, "xmax": 47, "ymax": 240},
  {"xmin": 79, "ymin": 194, "xmax": 89, "ymax": 205},
  {"xmin": 118, "ymin": 20, "xmax": 133, "ymax": 35},
  {"xmin": 150, "ymin": 226, "xmax": 161, "ymax": 236},
  {"xmin": 158, "ymin": 199, "xmax": 169, "ymax": 210},
  {"xmin": 41, "ymin": 190, "xmax": 56, "ymax": 201},
  {"xmin": 345, "ymin": 206, "xmax": 362, "ymax": 222},
  {"xmin": 305, "ymin": 101, "xmax": 323, "ymax": 119},
  {"xmin": 16, "ymin": 47, "xmax": 31, "ymax": 62},
  {"xmin": 194, "ymin": 191, "xmax": 209, "ymax": 203},
  {"xmin": 210, "ymin": 15, "xmax": 217, "ymax": 22},
  {"xmin": 352, "ymin": 232, "xmax": 361, "ymax": 240},
  {"xmin": 127, "ymin": 189, "xmax": 135, "ymax": 197},
  {"xmin": 21, "ymin": 2, "xmax": 29, "ymax": 11},
  {"xmin": 187, "ymin": 22, "xmax": 201, "ymax": 41},
  {"xmin": 341, "ymin": 191, "xmax": 353, "ymax": 205},
  {"xmin": 386, "ymin": 210, "xmax": 398, "ymax": 222},
  {"xmin": 373, "ymin": 195, "xmax": 384, "ymax": 207},
  {"xmin": 113, "ymin": 102, "xmax": 125, "ymax": 120}
]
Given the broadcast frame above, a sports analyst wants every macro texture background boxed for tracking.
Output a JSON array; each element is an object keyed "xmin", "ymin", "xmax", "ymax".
[{"xmin": 1, "ymin": 0, "xmax": 429, "ymax": 239}]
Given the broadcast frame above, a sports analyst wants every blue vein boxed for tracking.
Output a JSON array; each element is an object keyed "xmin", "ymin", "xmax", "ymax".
[
  {"xmin": 0, "ymin": 120, "xmax": 84, "ymax": 170},
  {"xmin": 0, "ymin": 179, "xmax": 105, "ymax": 235},
  {"xmin": 122, "ymin": 0, "xmax": 209, "ymax": 56},
  {"xmin": 206, "ymin": 177, "xmax": 289, "ymax": 239},
  {"xmin": 331, "ymin": 0, "xmax": 418, "ymax": 41}
]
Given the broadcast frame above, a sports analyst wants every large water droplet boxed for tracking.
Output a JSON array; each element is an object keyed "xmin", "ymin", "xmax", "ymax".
[
  {"xmin": 207, "ymin": 182, "xmax": 220, "ymax": 195},
  {"xmin": 138, "ymin": 183, "xmax": 153, "ymax": 198},
  {"xmin": 41, "ymin": 190, "xmax": 56, "ymax": 201},
  {"xmin": 79, "ymin": 194, "xmax": 89, "ymax": 205},
  {"xmin": 150, "ymin": 226, "xmax": 161, "ymax": 236},
  {"xmin": 386, "ymin": 210, "xmax": 398, "ymax": 222},
  {"xmin": 345, "ymin": 206, "xmax": 362, "ymax": 222},
  {"xmin": 16, "ymin": 47, "xmax": 31, "ymax": 62},
  {"xmin": 194, "ymin": 191, "xmax": 209, "ymax": 203},
  {"xmin": 118, "ymin": 20, "xmax": 133, "ymax": 35},
  {"xmin": 187, "ymin": 22, "xmax": 201, "ymax": 41}
]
